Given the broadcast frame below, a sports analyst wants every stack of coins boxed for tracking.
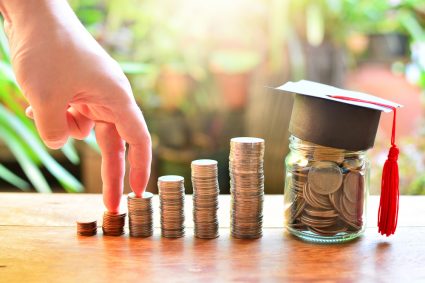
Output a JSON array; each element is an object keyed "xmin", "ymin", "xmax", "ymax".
[
  {"xmin": 158, "ymin": 175, "xmax": 185, "ymax": 238},
  {"xmin": 76, "ymin": 220, "xmax": 97, "ymax": 236},
  {"xmin": 102, "ymin": 212, "xmax": 126, "ymax": 236},
  {"xmin": 127, "ymin": 192, "xmax": 154, "ymax": 237},
  {"xmin": 191, "ymin": 159, "xmax": 220, "ymax": 239},
  {"xmin": 285, "ymin": 139, "xmax": 366, "ymax": 236},
  {"xmin": 229, "ymin": 137, "xmax": 265, "ymax": 239}
]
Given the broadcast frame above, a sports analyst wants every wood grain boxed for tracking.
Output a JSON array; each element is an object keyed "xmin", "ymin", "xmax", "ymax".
[{"xmin": 1, "ymin": 193, "xmax": 424, "ymax": 282}]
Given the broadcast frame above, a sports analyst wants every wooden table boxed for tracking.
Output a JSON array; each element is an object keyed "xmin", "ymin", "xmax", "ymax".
[{"xmin": 1, "ymin": 193, "xmax": 425, "ymax": 282}]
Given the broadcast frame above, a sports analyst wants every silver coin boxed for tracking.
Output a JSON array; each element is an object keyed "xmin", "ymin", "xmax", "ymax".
[
  {"xmin": 308, "ymin": 161, "xmax": 343, "ymax": 195},
  {"xmin": 343, "ymin": 171, "xmax": 364, "ymax": 203}
]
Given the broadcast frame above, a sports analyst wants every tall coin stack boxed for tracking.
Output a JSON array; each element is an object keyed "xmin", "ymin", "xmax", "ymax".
[
  {"xmin": 229, "ymin": 137, "xmax": 265, "ymax": 239},
  {"xmin": 191, "ymin": 159, "xmax": 220, "ymax": 239},
  {"xmin": 102, "ymin": 212, "xmax": 126, "ymax": 236},
  {"xmin": 158, "ymin": 175, "xmax": 185, "ymax": 238},
  {"xmin": 127, "ymin": 192, "xmax": 154, "ymax": 237}
]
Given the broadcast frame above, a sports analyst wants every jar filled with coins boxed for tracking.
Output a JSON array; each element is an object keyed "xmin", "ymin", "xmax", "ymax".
[
  {"xmin": 278, "ymin": 80, "xmax": 401, "ymax": 241},
  {"xmin": 284, "ymin": 136, "xmax": 369, "ymax": 243}
]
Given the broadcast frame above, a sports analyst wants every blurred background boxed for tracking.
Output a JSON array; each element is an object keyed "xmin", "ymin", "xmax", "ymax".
[{"xmin": 0, "ymin": 0, "xmax": 423, "ymax": 195}]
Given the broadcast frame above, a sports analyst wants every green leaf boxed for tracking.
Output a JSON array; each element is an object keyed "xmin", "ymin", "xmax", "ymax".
[
  {"xmin": 61, "ymin": 139, "xmax": 80, "ymax": 165},
  {"xmin": 399, "ymin": 10, "xmax": 425, "ymax": 41},
  {"xmin": 0, "ymin": 87, "xmax": 41, "ymax": 163},
  {"xmin": 0, "ymin": 21, "xmax": 10, "ymax": 63},
  {"xmin": 0, "ymin": 163, "xmax": 30, "ymax": 191},
  {"xmin": 0, "ymin": 105, "xmax": 83, "ymax": 192},
  {"xmin": 85, "ymin": 130, "xmax": 100, "ymax": 152},
  {"xmin": 0, "ymin": 61, "xmax": 19, "ymax": 87},
  {"xmin": 120, "ymin": 62, "xmax": 154, "ymax": 74},
  {"xmin": 0, "ymin": 77, "xmax": 36, "ymax": 139},
  {"xmin": 0, "ymin": 126, "xmax": 51, "ymax": 193}
]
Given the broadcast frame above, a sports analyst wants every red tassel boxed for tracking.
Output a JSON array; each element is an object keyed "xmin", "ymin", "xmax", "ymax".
[
  {"xmin": 378, "ymin": 145, "xmax": 399, "ymax": 236},
  {"xmin": 329, "ymin": 95, "xmax": 399, "ymax": 236},
  {"xmin": 377, "ymin": 106, "xmax": 399, "ymax": 236}
]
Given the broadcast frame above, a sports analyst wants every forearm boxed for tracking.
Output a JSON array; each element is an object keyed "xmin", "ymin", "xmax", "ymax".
[
  {"xmin": 0, "ymin": 0, "xmax": 91, "ymax": 56},
  {"xmin": 0, "ymin": 0, "xmax": 76, "ymax": 34},
  {"xmin": 1, "ymin": 0, "xmax": 54, "ymax": 23}
]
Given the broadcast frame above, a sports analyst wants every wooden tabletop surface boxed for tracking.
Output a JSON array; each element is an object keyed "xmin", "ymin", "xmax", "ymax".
[{"xmin": 1, "ymin": 193, "xmax": 425, "ymax": 283}]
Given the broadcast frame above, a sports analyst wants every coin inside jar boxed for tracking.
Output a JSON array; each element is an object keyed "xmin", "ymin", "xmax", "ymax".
[
  {"xmin": 308, "ymin": 161, "xmax": 343, "ymax": 195},
  {"xmin": 342, "ymin": 158, "xmax": 365, "ymax": 170},
  {"xmin": 343, "ymin": 171, "xmax": 364, "ymax": 203},
  {"xmin": 312, "ymin": 147, "xmax": 345, "ymax": 164}
]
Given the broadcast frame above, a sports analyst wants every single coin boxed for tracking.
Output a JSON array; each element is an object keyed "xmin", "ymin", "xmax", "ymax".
[
  {"xmin": 303, "ymin": 183, "xmax": 332, "ymax": 209},
  {"xmin": 343, "ymin": 171, "xmax": 364, "ymax": 203},
  {"xmin": 192, "ymin": 159, "xmax": 218, "ymax": 166},
  {"xmin": 304, "ymin": 207, "xmax": 339, "ymax": 218},
  {"xmin": 128, "ymin": 191, "xmax": 154, "ymax": 199},
  {"xmin": 342, "ymin": 196, "xmax": 357, "ymax": 217},
  {"xmin": 308, "ymin": 161, "xmax": 343, "ymax": 195},
  {"xmin": 313, "ymin": 147, "xmax": 345, "ymax": 164},
  {"xmin": 230, "ymin": 137, "xmax": 265, "ymax": 145},
  {"xmin": 342, "ymin": 158, "xmax": 365, "ymax": 170},
  {"xmin": 158, "ymin": 175, "xmax": 185, "ymax": 183}
]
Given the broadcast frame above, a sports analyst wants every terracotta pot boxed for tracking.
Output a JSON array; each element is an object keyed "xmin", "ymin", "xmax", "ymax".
[
  {"xmin": 213, "ymin": 71, "xmax": 251, "ymax": 110},
  {"xmin": 157, "ymin": 67, "xmax": 191, "ymax": 111}
]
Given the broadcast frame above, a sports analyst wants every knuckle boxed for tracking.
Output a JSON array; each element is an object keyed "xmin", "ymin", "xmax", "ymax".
[
  {"xmin": 135, "ymin": 131, "xmax": 152, "ymax": 148},
  {"xmin": 27, "ymin": 92, "xmax": 59, "ymax": 109}
]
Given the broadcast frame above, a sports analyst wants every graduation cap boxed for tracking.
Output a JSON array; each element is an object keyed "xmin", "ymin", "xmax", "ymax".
[{"xmin": 276, "ymin": 80, "xmax": 402, "ymax": 236}]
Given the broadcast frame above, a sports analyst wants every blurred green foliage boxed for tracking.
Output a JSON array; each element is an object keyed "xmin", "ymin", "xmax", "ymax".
[{"xmin": 0, "ymin": 0, "xmax": 424, "ymax": 192}]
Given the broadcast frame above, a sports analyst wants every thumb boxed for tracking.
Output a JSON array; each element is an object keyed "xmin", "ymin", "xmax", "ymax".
[{"xmin": 31, "ymin": 104, "xmax": 70, "ymax": 149}]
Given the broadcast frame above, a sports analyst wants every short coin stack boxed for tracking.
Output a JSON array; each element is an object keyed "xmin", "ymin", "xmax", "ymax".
[
  {"xmin": 76, "ymin": 220, "xmax": 97, "ymax": 236},
  {"xmin": 102, "ymin": 211, "xmax": 126, "ymax": 236},
  {"xmin": 191, "ymin": 159, "xmax": 220, "ymax": 239},
  {"xmin": 229, "ymin": 137, "xmax": 265, "ymax": 239},
  {"xmin": 158, "ymin": 175, "xmax": 185, "ymax": 238},
  {"xmin": 127, "ymin": 192, "xmax": 154, "ymax": 237}
]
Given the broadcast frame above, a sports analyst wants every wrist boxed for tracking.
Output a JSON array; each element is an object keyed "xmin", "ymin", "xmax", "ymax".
[
  {"xmin": 0, "ymin": 0, "xmax": 68, "ymax": 26},
  {"xmin": 1, "ymin": 0, "xmax": 81, "ymax": 44}
]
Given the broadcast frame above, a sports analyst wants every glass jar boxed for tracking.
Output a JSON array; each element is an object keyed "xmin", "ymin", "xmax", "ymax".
[{"xmin": 284, "ymin": 135, "xmax": 369, "ymax": 243}]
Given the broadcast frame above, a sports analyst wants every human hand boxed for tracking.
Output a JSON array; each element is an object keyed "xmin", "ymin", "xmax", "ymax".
[{"xmin": 1, "ymin": 0, "xmax": 151, "ymax": 212}]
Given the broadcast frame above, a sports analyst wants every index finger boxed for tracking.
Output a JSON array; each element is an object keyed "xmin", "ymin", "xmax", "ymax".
[{"xmin": 113, "ymin": 102, "xmax": 152, "ymax": 197}]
